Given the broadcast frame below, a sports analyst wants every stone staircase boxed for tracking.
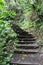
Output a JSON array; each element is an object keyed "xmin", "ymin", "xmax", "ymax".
[{"xmin": 9, "ymin": 24, "xmax": 43, "ymax": 65}]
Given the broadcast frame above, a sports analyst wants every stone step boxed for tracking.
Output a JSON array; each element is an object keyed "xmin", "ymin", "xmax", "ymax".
[
  {"xmin": 16, "ymin": 44, "xmax": 38, "ymax": 47},
  {"xmin": 15, "ymin": 41, "xmax": 36, "ymax": 44},
  {"xmin": 14, "ymin": 49, "xmax": 39, "ymax": 53},
  {"xmin": 18, "ymin": 36, "xmax": 36, "ymax": 39},
  {"xmin": 10, "ymin": 62, "xmax": 40, "ymax": 65},
  {"xmin": 18, "ymin": 38, "xmax": 36, "ymax": 41},
  {"xmin": 10, "ymin": 54, "xmax": 40, "ymax": 65},
  {"xmin": 18, "ymin": 35, "xmax": 35, "ymax": 38},
  {"xmin": 39, "ymin": 50, "xmax": 43, "ymax": 54},
  {"xmin": 16, "ymin": 44, "xmax": 39, "ymax": 49},
  {"xmin": 17, "ymin": 31, "xmax": 34, "ymax": 37}
]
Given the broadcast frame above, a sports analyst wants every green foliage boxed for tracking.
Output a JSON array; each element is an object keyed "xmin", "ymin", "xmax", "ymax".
[
  {"xmin": 0, "ymin": 0, "xmax": 17, "ymax": 65},
  {"xmin": 18, "ymin": 0, "xmax": 43, "ymax": 29},
  {"xmin": 0, "ymin": 0, "xmax": 5, "ymax": 9},
  {"xmin": 0, "ymin": 0, "xmax": 16, "ymax": 20},
  {"xmin": 0, "ymin": 20, "xmax": 17, "ymax": 65},
  {"xmin": 0, "ymin": 10, "xmax": 16, "ymax": 20}
]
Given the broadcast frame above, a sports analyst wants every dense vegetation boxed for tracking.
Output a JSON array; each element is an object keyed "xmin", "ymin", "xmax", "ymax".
[{"xmin": 0, "ymin": 0, "xmax": 43, "ymax": 65}]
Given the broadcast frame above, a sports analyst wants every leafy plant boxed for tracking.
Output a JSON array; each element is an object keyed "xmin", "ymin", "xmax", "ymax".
[
  {"xmin": 0, "ymin": 20, "xmax": 18, "ymax": 65},
  {"xmin": 0, "ymin": 0, "xmax": 17, "ymax": 65}
]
